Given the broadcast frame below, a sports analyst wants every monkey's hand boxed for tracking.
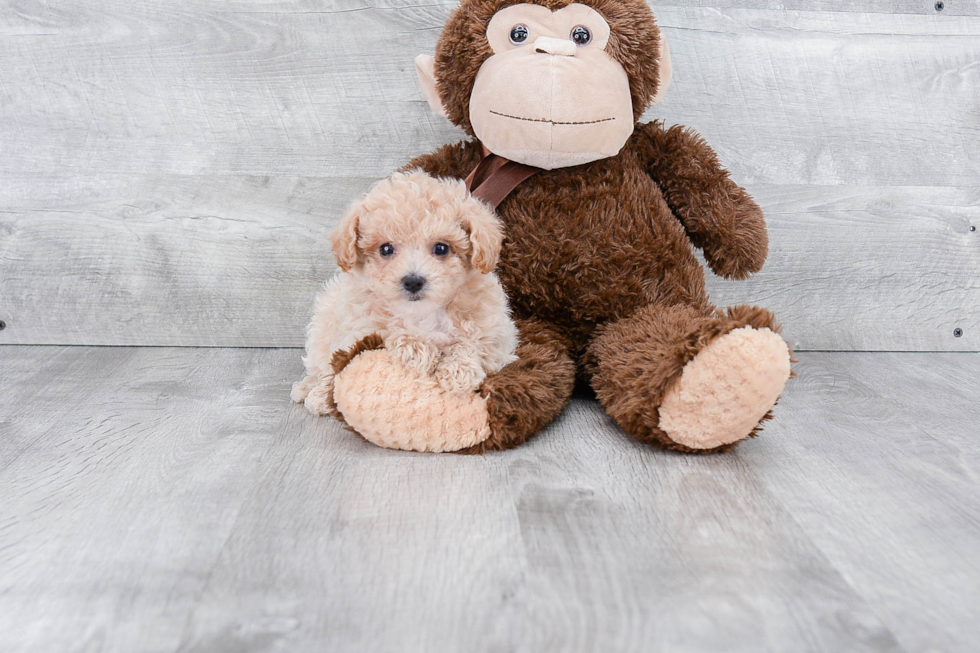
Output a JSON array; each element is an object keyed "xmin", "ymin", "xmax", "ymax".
[
  {"xmin": 636, "ymin": 121, "xmax": 768, "ymax": 280},
  {"xmin": 330, "ymin": 335, "xmax": 492, "ymax": 453}
]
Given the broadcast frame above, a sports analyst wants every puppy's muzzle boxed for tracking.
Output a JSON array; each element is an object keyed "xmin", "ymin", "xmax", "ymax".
[{"xmin": 402, "ymin": 274, "xmax": 426, "ymax": 300}]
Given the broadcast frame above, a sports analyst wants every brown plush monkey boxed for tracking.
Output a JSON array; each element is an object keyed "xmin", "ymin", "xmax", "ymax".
[{"xmin": 327, "ymin": 0, "xmax": 793, "ymax": 454}]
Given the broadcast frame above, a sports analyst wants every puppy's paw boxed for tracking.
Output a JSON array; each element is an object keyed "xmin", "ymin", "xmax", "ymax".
[
  {"xmin": 435, "ymin": 358, "xmax": 486, "ymax": 395},
  {"xmin": 303, "ymin": 381, "xmax": 334, "ymax": 416},
  {"xmin": 387, "ymin": 334, "xmax": 440, "ymax": 376},
  {"xmin": 291, "ymin": 375, "xmax": 317, "ymax": 403}
]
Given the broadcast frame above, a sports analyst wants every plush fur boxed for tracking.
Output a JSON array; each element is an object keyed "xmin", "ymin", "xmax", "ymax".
[
  {"xmin": 434, "ymin": 0, "xmax": 663, "ymax": 134},
  {"xmin": 292, "ymin": 172, "xmax": 519, "ymax": 417},
  {"xmin": 585, "ymin": 304, "xmax": 790, "ymax": 453},
  {"xmin": 328, "ymin": 0, "xmax": 792, "ymax": 453},
  {"xmin": 460, "ymin": 318, "xmax": 577, "ymax": 453},
  {"xmin": 333, "ymin": 348, "xmax": 493, "ymax": 453},
  {"xmin": 658, "ymin": 326, "xmax": 791, "ymax": 449},
  {"xmin": 404, "ymin": 128, "xmax": 768, "ymax": 346}
]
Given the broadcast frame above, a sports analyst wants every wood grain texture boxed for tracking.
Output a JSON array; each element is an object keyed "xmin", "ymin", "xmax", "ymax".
[
  {"xmin": 143, "ymin": 0, "xmax": 980, "ymax": 17},
  {"xmin": 743, "ymin": 352, "xmax": 980, "ymax": 653},
  {"xmin": 0, "ymin": 174, "xmax": 372, "ymax": 347},
  {"xmin": 1, "ymin": 178, "xmax": 976, "ymax": 349},
  {"xmin": 0, "ymin": 347, "xmax": 293, "ymax": 653},
  {"xmin": 0, "ymin": 3, "xmax": 977, "ymax": 184},
  {"xmin": 655, "ymin": 0, "xmax": 980, "ymax": 13},
  {"xmin": 2, "ymin": 346, "xmax": 979, "ymax": 651},
  {"xmin": 1, "ymin": 2, "xmax": 978, "ymax": 349}
]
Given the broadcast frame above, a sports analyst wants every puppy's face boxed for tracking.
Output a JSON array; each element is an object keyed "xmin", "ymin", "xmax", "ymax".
[
  {"xmin": 360, "ymin": 212, "xmax": 470, "ymax": 311},
  {"xmin": 330, "ymin": 172, "xmax": 503, "ymax": 313}
]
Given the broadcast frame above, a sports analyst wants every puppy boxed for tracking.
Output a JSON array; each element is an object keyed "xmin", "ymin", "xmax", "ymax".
[{"xmin": 292, "ymin": 171, "xmax": 519, "ymax": 417}]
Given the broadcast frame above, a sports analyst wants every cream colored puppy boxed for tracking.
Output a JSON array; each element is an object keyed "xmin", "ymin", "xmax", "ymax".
[{"xmin": 292, "ymin": 171, "xmax": 519, "ymax": 416}]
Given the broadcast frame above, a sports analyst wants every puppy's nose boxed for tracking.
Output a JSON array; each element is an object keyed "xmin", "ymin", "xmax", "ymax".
[{"xmin": 402, "ymin": 274, "xmax": 426, "ymax": 294}]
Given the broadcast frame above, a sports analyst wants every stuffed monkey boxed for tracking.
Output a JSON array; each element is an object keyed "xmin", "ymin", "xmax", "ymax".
[{"xmin": 325, "ymin": 0, "xmax": 793, "ymax": 453}]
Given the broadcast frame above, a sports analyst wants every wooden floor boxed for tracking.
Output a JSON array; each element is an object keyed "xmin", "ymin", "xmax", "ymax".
[{"xmin": 0, "ymin": 347, "xmax": 977, "ymax": 652}]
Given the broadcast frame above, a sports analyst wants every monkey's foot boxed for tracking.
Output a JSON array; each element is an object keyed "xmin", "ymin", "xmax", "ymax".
[
  {"xmin": 658, "ymin": 326, "xmax": 791, "ymax": 450},
  {"xmin": 333, "ymin": 348, "xmax": 491, "ymax": 453}
]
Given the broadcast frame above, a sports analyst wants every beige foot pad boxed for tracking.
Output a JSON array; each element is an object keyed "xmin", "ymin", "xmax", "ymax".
[
  {"xmin": 332, "ymin": 350, "xmax": 491, "ymax": 453},
  {"xmin": 659, "ymin": 327, "xmax": 791, "ymax": 450}
]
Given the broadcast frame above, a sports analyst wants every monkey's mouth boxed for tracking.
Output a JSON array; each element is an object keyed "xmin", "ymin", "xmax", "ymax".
[{"xmin": 489, "ymin": 110, "xmax": 615, "ymax": 126}]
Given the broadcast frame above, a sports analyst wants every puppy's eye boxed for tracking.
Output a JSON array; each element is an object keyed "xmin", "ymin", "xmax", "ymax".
[
  {"xmin": 571, "ymin": 26, "xmax": 591, "ymax": 46},
  {"xmin": 432, "ymin": 243, "xmax": 450, "ymax": 257},
  {"xmin": 510, "ymin": 24, "xmax": 529, "ymax": 45},
  {"xmin": 379, "ymin": 243, "xmax": 395, "ymax": 257}
]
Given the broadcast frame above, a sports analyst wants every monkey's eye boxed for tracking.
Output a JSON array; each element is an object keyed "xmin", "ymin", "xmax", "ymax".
[
  {"xmin": 509, "ymin": 24, "xmax": 529, "ymax": 45},
  {"xmin": 379, "ymin": 243, "xmax": 395, "ymax": 257},
  {"xmin": 432, "ymin": 243, "xmax": 450, "ymax": 257},
  {"xmin": 571, "ymin": 26, "xmax": 592, "ymax": 46}
]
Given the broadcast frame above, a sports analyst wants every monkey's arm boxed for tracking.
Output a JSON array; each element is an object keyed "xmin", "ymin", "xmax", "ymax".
[
  {"xmin": 634, "ymin": 121, "xmax": 768, "ymax": 280},
  {"xmin": 398, "ymin": 139, "xmax": 484, "ymax": 180}
]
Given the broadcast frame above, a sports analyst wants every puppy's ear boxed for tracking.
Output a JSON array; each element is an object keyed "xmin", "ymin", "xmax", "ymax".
[
  {"xmin": 460, "ymin": 200, "xmax": 503, "ymax": 274},
  {"xmin": 330, "ymin": 205, "xmax": 361, "ymax": 272}
]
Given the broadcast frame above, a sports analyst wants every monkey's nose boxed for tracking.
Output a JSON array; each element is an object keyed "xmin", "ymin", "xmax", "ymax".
[
  {"xmin": 533, "ymin": 37, "xmax": 576, "ymax": 57},
  {"xmin": 402, "ymin": 274, "xmax": 426, "ymax": 294}
]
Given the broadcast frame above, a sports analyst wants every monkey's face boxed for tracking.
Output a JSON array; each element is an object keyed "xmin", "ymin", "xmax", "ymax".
[
  {"xmin": 469, "ymin": 3, "xmax": 633, "ymax": 170},
  {"xmin": 417, "ymin": 1, "xmax": 670, "ymax": 171}
]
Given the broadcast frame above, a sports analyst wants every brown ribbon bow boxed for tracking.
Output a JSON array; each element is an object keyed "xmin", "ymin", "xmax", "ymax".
[{"xmin": 464, "ymin": 148, "xmax": 541, "ymax": 209}]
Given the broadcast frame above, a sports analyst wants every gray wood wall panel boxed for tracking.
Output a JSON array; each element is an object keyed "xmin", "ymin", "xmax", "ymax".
[
  {"xmin": 657, "ymin": 0, "xmax": 980, "ymax": 13},
  {"xmin": 0, "ymin": 174, "xmax": 369, "ymax": 347},
  {"xmin": 1, "ymin": 2, "xmax": 978, "ymax": 348},
  {"xmin": 2, "ymin": 346, "xmax": 979, "ymax": 651},
  {"xmin": 2, "ymin": 4, "xmax": 977, "ymax": 184},
  {"xmin": 1, "ymin": 177, "xmax": 976, "ymax": 349}
]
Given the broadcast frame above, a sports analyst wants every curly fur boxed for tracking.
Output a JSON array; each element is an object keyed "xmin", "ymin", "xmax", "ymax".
[{"xmin": 292, "ymin": 172, "xmax": 519, "ymax": 417}]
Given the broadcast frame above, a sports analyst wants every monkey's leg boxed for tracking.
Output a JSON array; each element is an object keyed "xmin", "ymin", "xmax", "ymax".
[
  {"xmin": 458, "ymin": 319, "xmax": 576, "ymax": 454},
  {"xmin": 585, "ymin": 304, "xmax": 792, "ymax": 453},
  {"xmin": 329, "ymin": 320, "xmax": 575, "ymax": 453}
]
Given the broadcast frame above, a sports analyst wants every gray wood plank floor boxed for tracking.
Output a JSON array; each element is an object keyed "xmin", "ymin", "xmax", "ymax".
[{"xmin": 1, "ymin": 346, "xmax": 977, "ymax": 652}]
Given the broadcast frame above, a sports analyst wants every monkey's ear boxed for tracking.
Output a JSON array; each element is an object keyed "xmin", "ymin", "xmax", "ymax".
[
  {"xmin": 330, "ymin": 206, "xmax": 361, "ymax": 272},
  {"xmin": 461, "ymin": 201, "xmax": 503, "ymax": 274},
  {"xmin": 651, "ymin": 36, "xmax": 673, "ymax": 104},
  {"xmin": 415, "ymin": 54, "xmax": 449, "ymax": 119}
]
